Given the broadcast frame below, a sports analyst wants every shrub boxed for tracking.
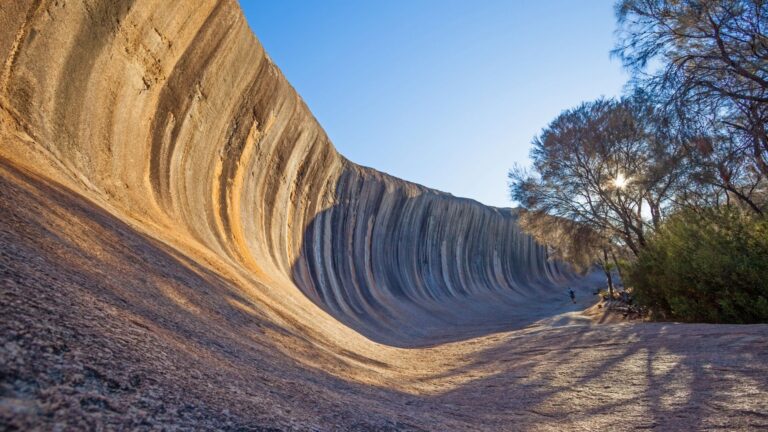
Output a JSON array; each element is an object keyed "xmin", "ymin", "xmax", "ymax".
[{"xmin": 627, "ymin": 207, "xmax": 768, "ymax": 323}]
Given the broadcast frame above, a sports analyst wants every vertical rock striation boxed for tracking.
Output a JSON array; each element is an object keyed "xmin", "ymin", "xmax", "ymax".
[
  {"xmin": 1, "ymin": 0, "xmax": 576, "ymax": 346},
  {"xmin": 293, "ymin": 167, "xmax": 571, "ymax": 345}
]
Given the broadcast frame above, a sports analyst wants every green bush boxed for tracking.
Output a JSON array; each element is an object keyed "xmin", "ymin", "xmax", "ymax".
[{"xmin": 627, "ymin": 207, "xmax": 768, "ymax": 323}]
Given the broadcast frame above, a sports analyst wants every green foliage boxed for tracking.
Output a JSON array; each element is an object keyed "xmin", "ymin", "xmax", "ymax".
[{"xmin": 627, "ymin": 208, "xmax": 768, "ymax": 323}]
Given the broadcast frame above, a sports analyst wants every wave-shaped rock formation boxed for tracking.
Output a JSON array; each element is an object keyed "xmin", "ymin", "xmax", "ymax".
[
  {"xmin": 1, "ymin": 0, "xmax": 577, "ymax": 347},
  {"xmin": 3, "ymin": 2, "xmax": 768, "ymax": 430}
]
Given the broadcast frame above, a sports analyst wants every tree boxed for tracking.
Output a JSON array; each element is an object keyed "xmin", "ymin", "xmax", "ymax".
[
  {"xmin": 515, "ymin": 210, "xmax": 622, "ymax": 296},
  {"xmin": 627, "ymin": 206, "xmax": 768, "ymax": 323},
  {"xmin": 614, "ymin": 0, "xmax": 768, "ymax": 212},
  {"xmin": 676, "ymin": 106, "xmax": 767, "ymax": 213},
  {"xmin": 509, "ymin": 96, "xmax": 683, "ymax": 258}
]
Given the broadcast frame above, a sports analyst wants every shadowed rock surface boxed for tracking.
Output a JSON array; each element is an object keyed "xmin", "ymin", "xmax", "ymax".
[
  {"xmin": 292, "ymin": 168, "xmax": 583, "ymax": 347},
  {"xmin": 1, "ymin": 1, "xmax": 767, "ymax": 431}
]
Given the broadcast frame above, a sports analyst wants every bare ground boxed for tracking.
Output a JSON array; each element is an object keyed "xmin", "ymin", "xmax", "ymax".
[{"xmin": 1, "ymin": 160, "xmax": 767, "ymax": 431}]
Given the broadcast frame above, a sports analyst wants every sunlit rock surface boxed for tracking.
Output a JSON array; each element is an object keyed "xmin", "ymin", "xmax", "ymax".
[{"xmin": 1, "ymin": 1, "xmax": 766, "ymax": 430}]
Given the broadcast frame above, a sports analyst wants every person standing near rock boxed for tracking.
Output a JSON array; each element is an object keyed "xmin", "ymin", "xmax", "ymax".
[{"xmin": 569, "ymin": 288, "xmax": 576, "ymax": 304}]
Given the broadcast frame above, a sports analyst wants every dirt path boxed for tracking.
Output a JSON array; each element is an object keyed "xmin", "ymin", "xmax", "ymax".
[{"xmin": 2, "ymin": 159, "xmax": 767, "ymax": 431}]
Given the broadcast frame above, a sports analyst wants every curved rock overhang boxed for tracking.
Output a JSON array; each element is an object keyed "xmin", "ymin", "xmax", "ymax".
[{"xmin": 0, "ymin": 0, "xmax": 582, "ymax": 347}]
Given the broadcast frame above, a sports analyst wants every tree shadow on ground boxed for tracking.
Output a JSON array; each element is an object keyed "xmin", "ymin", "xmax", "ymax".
[{"xmin": 412, "ymin": 321, "xmax": 768, "ymax": 430}]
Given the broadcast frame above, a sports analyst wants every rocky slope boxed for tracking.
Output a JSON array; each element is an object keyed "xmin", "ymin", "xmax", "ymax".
[{"xmin": 1, "ymin": 1, "xmax": 766, "ymax": 430}]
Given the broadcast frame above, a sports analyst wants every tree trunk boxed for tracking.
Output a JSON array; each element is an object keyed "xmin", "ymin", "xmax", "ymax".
[
  {"xmin": 603, "ymin": 248, "xmax": 614, "ymax": 298},
  {"xmin": 749, "ymin": 105, "xmax": 768, "ymax": 179},
  {"xmin": 610, "ymin": 250, "xmax": 623, "ymax": 288}
]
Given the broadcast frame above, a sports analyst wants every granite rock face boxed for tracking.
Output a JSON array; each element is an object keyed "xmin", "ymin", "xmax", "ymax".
[
  {"xmin": 0, "ymin": 0, "xmax": 576, "ymax": 346},
  {"xmin": 293, "ymin": 168, "xmax": 572, "ymax": 345}
]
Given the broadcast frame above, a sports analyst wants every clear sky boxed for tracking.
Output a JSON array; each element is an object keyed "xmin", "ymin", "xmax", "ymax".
[{"xmin": 240, "ymin": 1, "xmax": 628, "ymax": 207}]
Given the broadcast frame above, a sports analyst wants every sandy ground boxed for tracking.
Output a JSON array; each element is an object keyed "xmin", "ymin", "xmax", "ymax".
[{"xmin": 2, "ymin": 159, "xmax": 767, "ymax": 431}]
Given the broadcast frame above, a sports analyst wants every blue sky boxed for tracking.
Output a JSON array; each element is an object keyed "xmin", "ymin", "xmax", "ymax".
[{"xmin": 241, "ymin": 1, "xmax": 628, "ymax": 207}]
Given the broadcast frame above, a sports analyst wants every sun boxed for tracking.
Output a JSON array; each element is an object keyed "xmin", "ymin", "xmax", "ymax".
[{"xmin": 613, "ymin": 172, "xmax": 629, "ymax": 190}]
